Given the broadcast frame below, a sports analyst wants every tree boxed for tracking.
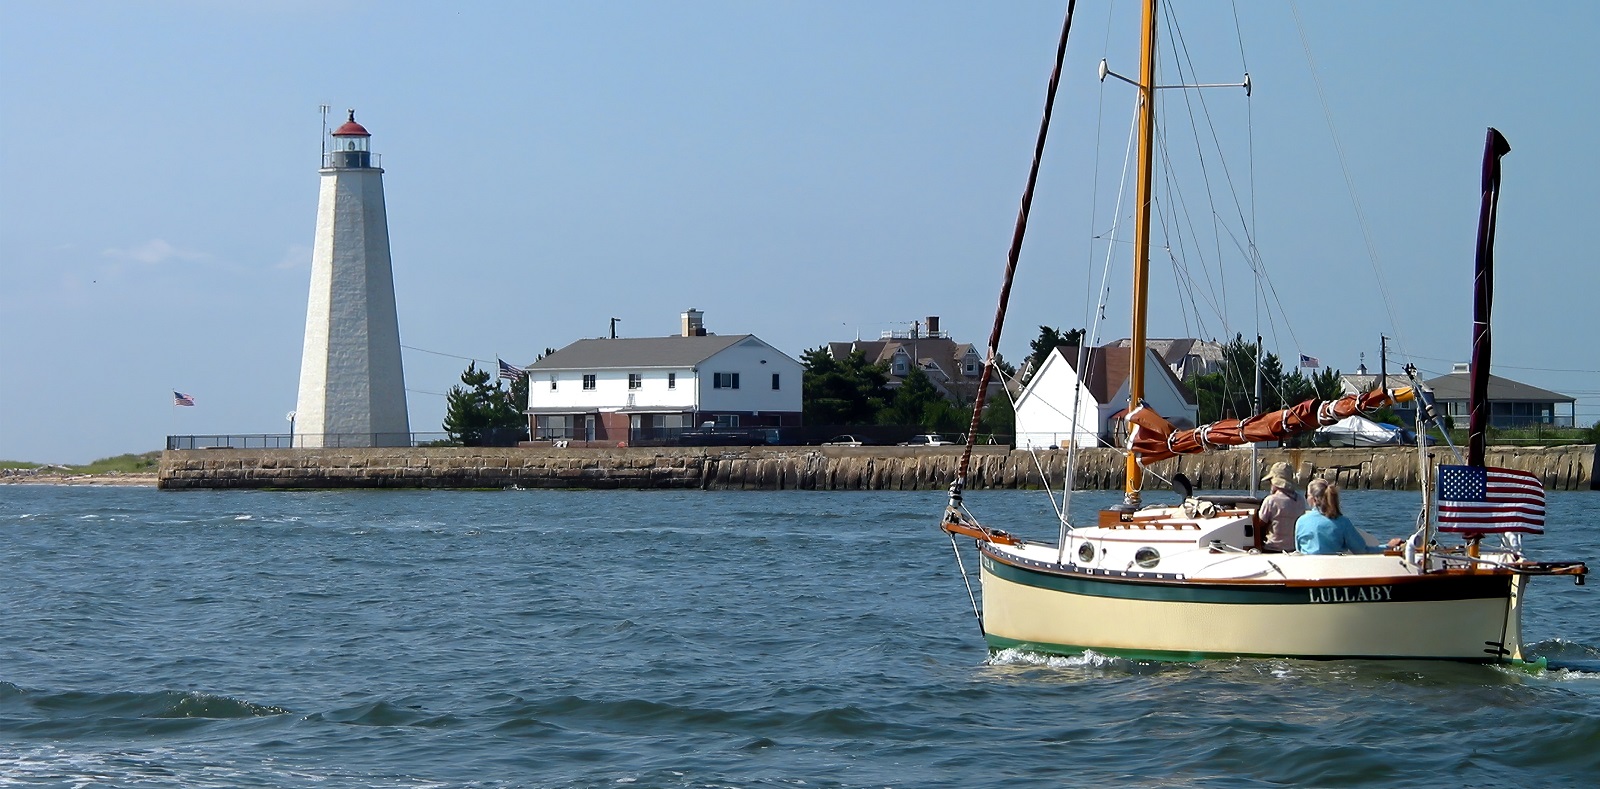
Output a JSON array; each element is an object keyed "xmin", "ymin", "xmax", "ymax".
[
  {"xmin": 442, "ymin": 361, "xmax": 524, "ymax": 445},
  {"xmin": 1020, "ymin": 326, "xmax": 1084, "ymax": 384},
  {"xmin": 877, "ymin": 367, "xmax": 970, "ymax": 432},
  {"xmin": 977, "ymin": 387, "xmax": 1015, "ymax": 440},
  {"xmin": 801, "ymin": 347, "xmax": 892, "ymax": 425}
]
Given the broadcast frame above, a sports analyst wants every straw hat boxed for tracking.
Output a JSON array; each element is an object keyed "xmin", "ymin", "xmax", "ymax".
[{"xmin": 1263, "ymin": 461, "xmax": 1295, "ymax": 488}]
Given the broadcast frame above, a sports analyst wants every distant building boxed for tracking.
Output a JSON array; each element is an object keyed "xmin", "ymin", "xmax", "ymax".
[
  {"xmin": 1423, "ymin": 363, "xmax": 1577, "ymax": 428},
  {"xmin": 826, "ymin": 316, "xmax": 1000, "ymax": 403},
  {"xmin": 522, "ymin": 309, "xmax": 803, "ymax": 443},
  {"xmin": 293, "ymin": 110, "xmax": 410, "ymax": 448},
  {"xmin": 1111, "ymin": 337, "xmax": 1224, "ymax": 381},
  {"xmin": 1014, "ymin": 344, "xmax": 1198, "ymax": 449}
]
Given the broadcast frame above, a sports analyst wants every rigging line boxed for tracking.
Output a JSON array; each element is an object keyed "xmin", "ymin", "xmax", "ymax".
[
  {"xmin": 1290, "ymin": 2, "xmax": 1410, "ymax": 358},
  {"xmin": 1085, "ymin": 97, "xmax": 1142, "ymax": 356},
  {"xmin": 957, "ymin": 0, "xmax": 1077, "ymax": 485},
  {"xmin": 1163, "ymin": 3, "xmax": 1235, "ymax": 305},
  {"xmin": 1171, "ymin": 5, "xmax": 1306, "ymax": 368},
  {"xmin": 405, "ymin": 387, "xmax": 449, "ymax": 398}
]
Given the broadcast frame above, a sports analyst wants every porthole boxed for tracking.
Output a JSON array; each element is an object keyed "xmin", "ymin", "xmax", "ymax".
[
  {"xmin": 1078, "ymin": 542, "xmax": 1096, "ymax": 563},
  {"xmin": 1134, "ymin": 547, "xmax": 1161, "ymax": 569}
]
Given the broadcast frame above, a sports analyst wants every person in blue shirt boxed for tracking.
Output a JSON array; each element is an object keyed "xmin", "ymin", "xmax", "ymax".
[{"xmin": 1295, "ymin": 478, "xmax": 1405, "ymax": 554}]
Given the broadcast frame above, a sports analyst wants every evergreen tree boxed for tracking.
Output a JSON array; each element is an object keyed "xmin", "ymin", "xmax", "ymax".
[
  {"xmin": 1281, "ymin": 368, "xmax": 1316, "ymax": 407},
  {"xmin": 878, "ymin": 367, "xmax": 963, "ymax": 431},
  {"xmin": 801, "ymin": 347, "xmax": 891, "ymax": 425},
  {"xmin": 442, "ymin": 361, "xmax": 524, "ymax": 445},
  {"xmin": 977, "ymin": 388, "xmax": 1015, "ymax": 441},
  {"xmin": 1020, "ymin": 326, "xmax": 1084, "ymax": 384}
]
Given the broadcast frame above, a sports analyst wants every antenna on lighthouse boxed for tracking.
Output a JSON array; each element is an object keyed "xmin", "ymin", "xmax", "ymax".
[{"xmin": 319, "ymin": 104, "xmax": 331, "ymax": 161}]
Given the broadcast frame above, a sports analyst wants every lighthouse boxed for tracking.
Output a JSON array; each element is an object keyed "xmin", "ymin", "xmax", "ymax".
[{"xmin": 293, "ymin": 109, "xmax": 410, "ymax": 447}]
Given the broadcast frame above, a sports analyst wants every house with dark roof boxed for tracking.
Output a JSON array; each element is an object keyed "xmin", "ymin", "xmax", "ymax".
[
  {"xmin": 1111, "ymin": 337, "xmax": 1224, "ymax": 381},
  {"xmin": 1014, "ymin": 344, "xmax": 1199, "ymax": 449},
  {"xmin": 1423, "ymin": 363, "xmax": 1577, "ymax": 428},
  {"xmin": 825, "ymin": 316, "xmax": 1000, "ymax": 404},
  {"xmin": 520, "ymin": 309, "xmax": 803, "ymax": 443}
]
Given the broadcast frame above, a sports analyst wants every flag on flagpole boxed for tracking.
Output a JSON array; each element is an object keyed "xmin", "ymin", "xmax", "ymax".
[
  {"xmin": 1298, "ymin": 354, "xmax": 1321, "ymax": 369},
  {"xmin": 1437, "ymin": 464, "xmax": 1545, "ymax": 533},
  {"xmin": 498, "ymin": 358, "xmax": 525, "ymax": 381},
  {"xmin": 173, "ymin": 391, "xmax": 196, "ymax": 407}
]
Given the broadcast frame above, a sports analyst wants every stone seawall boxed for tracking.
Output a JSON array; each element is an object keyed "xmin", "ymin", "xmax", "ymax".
[{"xmin": 158, "ymin": 444, "xmax": 1595, "ymax": 492}]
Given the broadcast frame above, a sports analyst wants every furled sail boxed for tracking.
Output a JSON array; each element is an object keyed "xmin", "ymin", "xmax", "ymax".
[{"xmin": 1127, "ymin": 387, "xmax": 1416, "ymax": 464}]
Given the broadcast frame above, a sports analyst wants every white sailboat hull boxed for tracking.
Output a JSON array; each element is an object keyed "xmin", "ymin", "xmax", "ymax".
[{"xmin": 978, "ymin": 538, "xmax": 1526, "ymax": 662}]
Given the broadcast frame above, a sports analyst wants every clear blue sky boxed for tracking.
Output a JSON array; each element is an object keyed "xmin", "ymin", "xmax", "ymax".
[{"xmin": 3, "ymin": 1, "xmax": 1595, "ymax": 464}]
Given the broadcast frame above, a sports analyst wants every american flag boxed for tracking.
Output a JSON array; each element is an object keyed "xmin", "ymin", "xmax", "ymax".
[
  {"xmin": 497, "ymin": 359, "xmax": 525, "ymax": 381},
  {"xmin": 1437, "ymin": 464, "xmax": 1545, "ymax": 534},
  {"xmin": 1298, "ymin": 353, "xmax": 1321, "ymax": 369},
  {"xmin": 173, "ymin": 391, "xmax": 196, "ymax": 407}
]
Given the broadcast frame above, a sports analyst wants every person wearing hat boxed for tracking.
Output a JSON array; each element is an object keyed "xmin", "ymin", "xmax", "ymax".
[{"xmin": 1256, "ymin": 461, "xmax": 1305, "ymax": 552}]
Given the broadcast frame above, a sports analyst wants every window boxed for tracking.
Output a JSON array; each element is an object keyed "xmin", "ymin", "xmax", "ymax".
[
  {"xmin": 713, "ymin": 372, "xmax": 740, "ymax": 389},
  {"xmin": 668, "ymin": 372, "xmax": 676, "ymax": 389},
  {"xmin": 715, "ymin": 414, "xmax": 740, "ymax": 428},
  {"xmin": 583, "ymin": 374, "xmax": 596, "ymax": 390},
  {"xmin": 771, "ymin": 373, "xmax": 780, "ymax": 390},
  {"xmin": 628, "ymin": 373, "xmax": 642, "ymax": 390},
  {"xmin": 549, "ymin": 376, "xmax": 557, "ymax": 391}
]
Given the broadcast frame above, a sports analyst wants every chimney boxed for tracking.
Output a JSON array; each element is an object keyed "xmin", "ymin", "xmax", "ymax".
[
  {"xmin": 926, "ymin": 316, "xmax": 940, "ymax": 336},
  {"xmin": 681, "ymin": 308, "xmax": 705, "ymax": 337}
]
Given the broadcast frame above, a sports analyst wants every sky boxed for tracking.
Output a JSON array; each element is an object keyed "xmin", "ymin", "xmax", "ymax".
[{"xmin": 2, "ymin": 0, "xmax": 1596, "ymax": 464}]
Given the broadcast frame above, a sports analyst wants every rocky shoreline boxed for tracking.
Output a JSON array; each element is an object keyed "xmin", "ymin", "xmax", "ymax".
[{"xmin": 0, "ymin": 472, "xmax": 158, "ymax": 486}]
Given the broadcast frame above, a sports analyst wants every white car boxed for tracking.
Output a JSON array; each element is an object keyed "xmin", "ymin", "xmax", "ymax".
[
  {"xmin": 822, "ymin": 435, "xmax": 866, "ymax": 447},
  {"xmin": 899, "ymin": 434, "xmax": 957, "ymax": 447}
]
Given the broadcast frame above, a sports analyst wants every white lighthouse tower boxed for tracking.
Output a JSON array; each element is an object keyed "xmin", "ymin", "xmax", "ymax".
[{"xmin": 293, "ymin": 109, "xmax": 410, "ymax": 447}]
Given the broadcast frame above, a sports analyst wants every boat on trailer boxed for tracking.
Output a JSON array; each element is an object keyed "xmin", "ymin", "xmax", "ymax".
[{"xmin": 939, "ymin": 0, "xmax": 1585, "ymax": 664}]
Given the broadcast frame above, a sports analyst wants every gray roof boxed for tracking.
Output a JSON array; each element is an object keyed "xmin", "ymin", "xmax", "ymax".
[
  {"xmin": 1423, "ymin": 371, "xmax": 1574, "ymax": 403},
  {"xmin": 526, "ymin": 335, "xmax": 753, "ymax": 371}
]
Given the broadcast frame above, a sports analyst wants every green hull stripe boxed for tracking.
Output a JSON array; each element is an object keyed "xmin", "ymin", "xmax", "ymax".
[
  {"xmin": 983, "ymin": 633, "xmax": 1501, "ymax": 664},
  {"xmin": 982, "ymin": 552, "xmax": 1511, "ymax": 605}
]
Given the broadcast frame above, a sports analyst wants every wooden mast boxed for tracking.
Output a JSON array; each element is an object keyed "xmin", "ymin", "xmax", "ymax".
[{"xmin": 1123, "ymin": 0, "xmax": 1159, "ymax": 506}]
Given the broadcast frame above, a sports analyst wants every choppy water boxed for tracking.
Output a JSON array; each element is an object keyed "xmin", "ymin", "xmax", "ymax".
[{"xmin": 2, "ymin": 486, "xmax": 1597, "ymax": 788}]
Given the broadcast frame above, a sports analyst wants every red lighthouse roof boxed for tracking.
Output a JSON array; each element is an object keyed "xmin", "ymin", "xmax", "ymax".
[{"xmin": 332, "ymin": 109, "xmax": 370, "ymax": 137}]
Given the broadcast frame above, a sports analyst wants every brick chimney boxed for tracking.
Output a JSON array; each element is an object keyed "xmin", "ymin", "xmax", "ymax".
[{"xmin": 682, "ymin": 309, "xmax": 706, "ymax": 337}]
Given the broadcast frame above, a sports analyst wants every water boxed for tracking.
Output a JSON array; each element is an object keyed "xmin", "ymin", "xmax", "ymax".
[{"xmin": 2, "ymin": 486, "xmax": 1597, "ymax": 788}]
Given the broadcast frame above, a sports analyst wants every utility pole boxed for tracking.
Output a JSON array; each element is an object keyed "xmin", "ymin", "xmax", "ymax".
[{"xmin": 1380, "ymin": 335, "xmax": 1389, "ymax": 393}]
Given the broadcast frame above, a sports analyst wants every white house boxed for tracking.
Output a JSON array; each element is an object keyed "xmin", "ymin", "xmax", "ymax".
[
  {"xmin": 521, "ymin": 310, "xmax": 804, "ymax": 444},
  {"xmin": 1014, "ymin": 344, "xmax": 1198, "ymax": 449}
]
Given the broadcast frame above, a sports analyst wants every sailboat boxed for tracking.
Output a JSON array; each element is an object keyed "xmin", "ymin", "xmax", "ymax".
[{"xmin": 940, "ymin": 0, "xmax": 1586, "ymax": 662}]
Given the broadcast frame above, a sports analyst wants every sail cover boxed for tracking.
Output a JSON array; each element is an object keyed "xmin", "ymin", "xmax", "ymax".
[{"xmin": 1128, "ymin": 388, "xmax": 1415, "ymax": 464}]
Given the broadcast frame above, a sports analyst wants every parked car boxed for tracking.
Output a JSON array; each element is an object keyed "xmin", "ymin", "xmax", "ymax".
[
  {"xmin": 899, "ymin": 434, "xmax": 957, "ymax": 447},
  {"xmin": 822, "ymin": 435, "xmax": 867, "ymax": 447}
]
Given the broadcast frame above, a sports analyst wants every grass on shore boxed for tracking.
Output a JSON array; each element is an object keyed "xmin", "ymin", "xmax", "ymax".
[{"xmin": 0, "ymin": 451, "xmax": 162, "ymax": 475}]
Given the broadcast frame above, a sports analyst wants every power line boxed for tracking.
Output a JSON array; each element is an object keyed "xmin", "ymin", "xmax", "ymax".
[
  {"xmin": 402, "ymin": 344, "xmax": 487, "ymax": 364},
  {"xmin": 1397, "ymin": 351, "xmax": 1598, "ymax": 374}
]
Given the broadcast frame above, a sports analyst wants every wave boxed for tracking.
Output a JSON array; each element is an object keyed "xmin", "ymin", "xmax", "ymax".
[{"xmin": 0, "ymin": 683, "xmax": 288, "ymax": 721}]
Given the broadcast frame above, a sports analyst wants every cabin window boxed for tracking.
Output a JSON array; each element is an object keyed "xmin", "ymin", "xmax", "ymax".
[
  {"xmin": 582, "ymin": 374, "xmax": 596, "ymax": 390},
  {"xmin": 1134, "ymin": 547, "xmax": 1161, "ymax": 569},
  {"xmin": 1077, "ymin": 543, "xmax": 1095, "ymax": 563}
]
